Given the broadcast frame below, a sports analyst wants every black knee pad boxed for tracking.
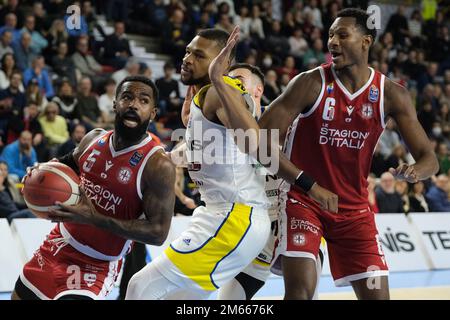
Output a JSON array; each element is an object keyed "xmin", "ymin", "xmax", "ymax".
[{"xmin": 235, "ymin": 272, "xmax": 265, "ymax": 300}]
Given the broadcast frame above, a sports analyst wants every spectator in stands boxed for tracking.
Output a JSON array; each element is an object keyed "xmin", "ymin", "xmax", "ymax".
[
  {"xmin": 385, "ymin": 5, "xmax": 409, "ymax": 45},
  {"xmin": 56, "ymin": 123, "xmax": 86, "ymax": 157},
  {"xmin": 437, "ymin": 142, "xmax": 450, "ymax": 174},
  {"xmin": 385, "ymin": 144, "xmax": 411, "ymax": 172},
  {"xmin": 367, "ymin": 173, "xmax": 379, "ymax": 213},
  {"xmin": 0, "ymin": 70, "xmax": 26, "ymax": 115},
  {"xmin": 0, "ymin": 160, "xmax": 25, "ymax": 207},
  {"xmin": 418, "ymin": 102, "xmax": 436, "ymax": 135},
  {"xmin": 0, "ymin": 0, "xmax": 24, "ymax": 27},
  {"xmin": 0, "ymin": 160, "xmax": 34, "ymax": 223},
  {"xmin": 376, "ymin": 172, "xmax": 404, "ymax": 213},
  {"xmin": 0, "ymin": 13, "xmax": 19, "ymax": 41},
  {"xmin": 371, "ymin": 143, "xmax": 387, "ymax": 177},
  {"xmin": 148, "ymin": 0, "xmax": 168, "ymax": 30},
  {"xmin": 409, "ymin": 181, "xmax": 430, "ymax": 212},
  {"xmin": 32, "ymin": 2, "xmax": 47, "ymax": 34},
  {"xmin": 265, "ymin": 20, "xmax": 290, "ymax": 62},
  {"xmin": 215, "ymin": 13, "xmax": 234, "ymax": 34},
  {"xmin": 418, "ymin": 64, "xmax": 439, "ymax": 94},
  {"xmin": 23, "ymin": 56, "xmax": 55, "ymax": 98},
  {"xmin": 262, "ymin": 69, "xmax": 281, "ymax": 105},
  {"xmin": 51, "ymin": 42, "xmax": 77, "ymax": 87},
  {"xmin": 19, "ymin": 15, "xmax": 48, "ymax": 54},
  {"xmin": 161, "ymin": 8, "xmax": 191, "ymax": 68},
  {"xmin": 6, "ymin": 102, "xmax": 46, "ymax": 161},
  {"xmin": 407, "ymin": 9, "xmax": 424, "ymax": 48},
  {"xmin": 303, "ymin": 0, "xmax": 323, "ymax": 30},
  {"xmin": 51, "ymin": 78, "xmax": 79, "ymax": 122},
  {"xmin": 0, "ymin": 130, "xmax": 37, "ymax": 180},
  {"xmin": 378, "ymin": 119, "xmax": 401, "ymax": 158},
  {"xmin": 288, "ymin": 28, "xmax": 309, "ymax": 64},
  {"xmin": 0, "ymin": 53, "xmax": 23, "ymax": 91},
  {"xmin": 395, "ymin": 180, "xmax": 410, "ymax": 214},
  {"xmin": 249, "ymin": 4, "xmax": 265, "ymax": 41},
  {"xmin": 0, "ymin": 30, "xmax": 13, "ymax": 58},
  {"xmin": 45, "ymin": 19, "xmax": 68, "ymax": 57},
  {"xmin": 112, "ymin": 57, "xmax": 140, "ymax": 84},
  {"xmin": 38, "ymin": 102, "xmax": 69, "ymax": 158},
  {"xmin": 426, "ymin": 174, "xmax": 450, "ymax": 212},
  {"xmin": 303, "ymin": 38, "xmax": 325, "ymax": 67},
  {"xmin": 71, "ymin": 36, "xmax": 103, "ymax": 78},
  {"xmin": 155, "ymin": 62, "xmax": 181, "ymax": 119},
  {"xmin": 12, "ymin": 32, "xmax": 36, "ymax": 71},
  {"xmin": 103, "ymin": 21, "xmax": 133, "ymax": 70},
  {"xmin": 275, "ymin": 56, "xmax": 299, "ymax": 81},
  {"xmin": 98, "ymin": 78, "xmax": 116, "ymax": 128},
  {"xmin": 25, "ymin": 77, "xmax": 48, "ymax": 110},
  {"xmin": 75, "ymin": 77, "xmax": 103, "ymax": 130}
]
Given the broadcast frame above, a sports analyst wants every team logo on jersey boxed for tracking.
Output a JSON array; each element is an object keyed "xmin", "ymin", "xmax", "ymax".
[
  {"xmin": 183, "ymin": 238, "xmax": 191, "ymax": 246},
  {"xmin": 129, "ymin": 151, "xmax": 144, "ymax": 167},
  {"xmin": 100, "ymin": 160, "xmax": 114, "ymax": 179},
  {"xmin": 292, "ymin": 233, "xmax": 306, "ymax": 246},
  {"xmin": 361, "ymin": 103, "xmax": 374, "ymax": 119},
  {"xmin": 326, "ymin": 83, "xmax": 334, "ymax": 94},
  {"xmin": 368, "ymin": 85, "xmax": 379, "ymax": 102},
  {"xmin": 346, "ymin": 105, "xmax": 354, "ymax": 116},
  {"xmin": 117, "ymin": 167, "xmax": 132, "ymax": 184},
  {"xmin": 84, "ymin": 273, "xmax": 97, "ymax": 287},
  {"xmin": 98, "ymin": 137, "xmax": 107, "ymax": 146}
]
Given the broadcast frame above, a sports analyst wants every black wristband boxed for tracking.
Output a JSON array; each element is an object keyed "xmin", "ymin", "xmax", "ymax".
[
  {"xmin": 57, "ymin": 152, "xmax": 79, "ymax": 175},
  {"xmin": 295, "ymin": 172, "xmax": 315, "ymax": 193}
]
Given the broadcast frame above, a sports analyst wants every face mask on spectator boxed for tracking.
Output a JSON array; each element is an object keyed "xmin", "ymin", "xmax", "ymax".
[
  {"xmin": 263, "ymin": 57, "xmax": 272, "ymax": 67},
  {"xmin": 433, "ymin": 127, "xmax": 442, "ymax": 136}
]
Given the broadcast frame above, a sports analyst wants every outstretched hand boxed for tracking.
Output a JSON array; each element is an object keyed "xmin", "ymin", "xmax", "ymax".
[
  {"xmin": 389, "ymin": 163, "xmax": 419, "ymax": 183},
  {"xmin": 208, "ymin": 26, "xmax": 240, "ymax": 83}
]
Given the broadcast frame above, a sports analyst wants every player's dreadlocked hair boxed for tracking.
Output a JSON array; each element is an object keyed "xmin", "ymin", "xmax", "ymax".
[
  {"xmin": 197, "ymin": 28, "xmax": 236, "ymax": 61},
  {"xmin": 337, "ymin": 8, "xmax": 377, "ymax": 45}
]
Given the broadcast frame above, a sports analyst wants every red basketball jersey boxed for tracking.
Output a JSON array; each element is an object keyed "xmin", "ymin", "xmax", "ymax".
[
  {"xmin": 59, "ymin": 130, "xmax": 163, "ymax": 260},
  {"xmin": 283, "ymin": 63, "xmax": 387, "ymax": 211}
]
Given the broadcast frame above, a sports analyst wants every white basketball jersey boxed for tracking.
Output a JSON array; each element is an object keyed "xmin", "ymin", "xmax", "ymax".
[{"xmin": 185, "ymin": 76, "xmax": 269, "ymax": 208}]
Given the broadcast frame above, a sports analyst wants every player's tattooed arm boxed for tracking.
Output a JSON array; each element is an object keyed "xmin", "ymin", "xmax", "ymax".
[
  {"xmin": 384, "ymin": 78, "xmax": 439, "ymax": 182},
  {"xmin": 99, "ymin": 151, "xmax": 176, "ymax": 245},
  {"xmin": 49, "ymin": 151, "xmax": 176, "ymax": 245}
]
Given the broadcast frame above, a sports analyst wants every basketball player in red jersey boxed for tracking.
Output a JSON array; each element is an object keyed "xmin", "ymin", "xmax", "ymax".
[
  {"xmin": 259, "ymin": 9, "xmax": 438, "ymax": 299},
  {"xmin": 12, "ymin": 75, "xmax": 176, "ymax": 300}
]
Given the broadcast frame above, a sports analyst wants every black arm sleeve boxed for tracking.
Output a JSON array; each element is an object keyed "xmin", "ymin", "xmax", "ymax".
[{"xmin": 57, "ymin": 152, "xmax": 80, "ymax": 175}]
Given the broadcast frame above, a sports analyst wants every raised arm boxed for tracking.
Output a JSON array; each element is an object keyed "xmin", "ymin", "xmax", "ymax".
[
  {"xmin": 49, "ymin": 151, "xmax": 176, "ymax": 245},
  {"xmin": 384, "ymin": 78, "xmax": 439, "ymax": 182},
  {"xmin": 207, "ymin": 27, "xmax": 260, "ymax": 143}
]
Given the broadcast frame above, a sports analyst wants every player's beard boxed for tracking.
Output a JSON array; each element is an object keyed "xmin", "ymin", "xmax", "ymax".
[
  {"xmin": 181, "ymin": 73, "xmax": 210, "ymax": 86},
  {"xmin": 114, "ymin": 111, "xmax": 150, "ymax": 142}
]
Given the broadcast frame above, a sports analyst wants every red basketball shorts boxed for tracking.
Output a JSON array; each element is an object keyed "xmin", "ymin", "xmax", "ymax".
[
  {"xmin": 18, "ymin": 226, "xmax": 122, "ymax": 300},
  {"xmin": 272, "ymin": 194, "xmax": 388, "ymax": 286}
]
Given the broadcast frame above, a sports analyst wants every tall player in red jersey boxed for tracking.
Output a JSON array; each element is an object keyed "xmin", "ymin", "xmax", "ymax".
[
  {"xmin": 12, "ymin": 75, "xmax": 176, "ymax": 300},
  {"xmin": 259, "ymin": 9, "xmax": 438, "ymax": 299}
]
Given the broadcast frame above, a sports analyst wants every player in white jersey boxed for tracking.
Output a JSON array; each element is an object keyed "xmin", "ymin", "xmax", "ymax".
[
  {"xmin": 126, "ymin": 27, "xmax": 271, "ymax": 300},
  {"xmin": 217, "ymin": 64, "xmax": 323, "ymax": 300}
]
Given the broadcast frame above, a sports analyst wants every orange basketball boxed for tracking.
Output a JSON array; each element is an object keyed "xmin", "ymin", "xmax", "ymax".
[{"xmin": 22, "ymin": 162, "xmax": 81, "ymax": 219}]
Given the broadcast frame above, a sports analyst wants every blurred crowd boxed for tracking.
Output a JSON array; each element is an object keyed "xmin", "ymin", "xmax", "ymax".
[{"xmin": 0, "ymin": 0, "xmax": 449, "ymax": 222}]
